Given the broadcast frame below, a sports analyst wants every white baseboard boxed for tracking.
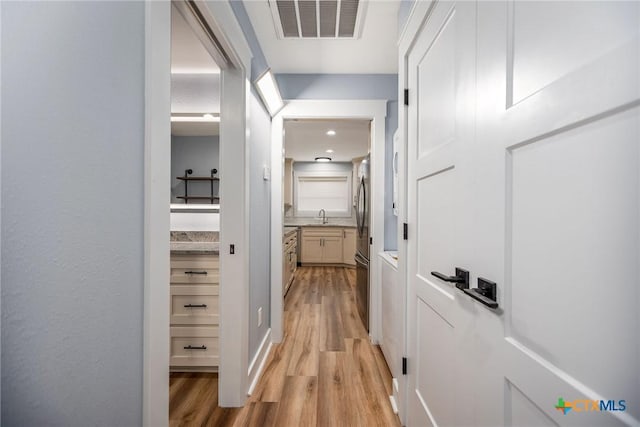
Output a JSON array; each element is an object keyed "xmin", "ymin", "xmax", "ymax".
[
  {"xmin": 247, "ymin": 328, "xmax": 273, "ymax": 396},
  {"xmin": 389, "ymin": 395, "xmax": 399, "ymax": 414}
]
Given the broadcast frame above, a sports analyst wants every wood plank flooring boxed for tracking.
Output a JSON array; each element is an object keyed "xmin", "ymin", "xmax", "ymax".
[{"xmin": 169, "ymin": 266, "xmax": 400, "ymax": 427}]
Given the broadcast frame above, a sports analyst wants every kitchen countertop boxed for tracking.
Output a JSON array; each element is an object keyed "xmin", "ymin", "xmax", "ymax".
[
  {"xmin": 170, "ymin": 241, "xmax": 219, "ymax": 255},
  {"xmin": 170, "ymin": 231, "xmax": 219, "ymax": 255},
  {"xmin": 284, "ymin": 218, "xmax": 356, "ymax": 228}
]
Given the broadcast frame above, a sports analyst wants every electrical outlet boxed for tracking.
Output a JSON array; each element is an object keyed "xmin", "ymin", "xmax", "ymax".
[{"xmin": 258, "ymin": 307, "xmax": 263, "ymax": 327}]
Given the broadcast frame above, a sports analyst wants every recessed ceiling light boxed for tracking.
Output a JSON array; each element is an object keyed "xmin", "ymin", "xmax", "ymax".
[
  {"xmin": 326, "ymin": 130, "xmax": 336, "ymax": 136},
  {"xmin": 315, "ymin": 157, "xmax": 332, "ymax": 162},
  {"xmin": 326, "ymin": 149, "xmax": 334, "ymax": 153},
  {"xmin": 202, "ymin": 113, "xmax": 215, "ymax": 120}
]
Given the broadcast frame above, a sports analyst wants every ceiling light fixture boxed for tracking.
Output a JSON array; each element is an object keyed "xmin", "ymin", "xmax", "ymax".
[
  {"xmin": 254, "ymin": 69, "xmax": 284, "ymax": 116},
  {"xmin": 326, "ymin": 130, "xmax": 336, "ymax": 136},
  {"xmin": 326, "ymin": 149, "xmax": 334, "ymax": 153},
  {"xmin": 315, "ymin": 157, "xmax": 332, "ymax": 162}
]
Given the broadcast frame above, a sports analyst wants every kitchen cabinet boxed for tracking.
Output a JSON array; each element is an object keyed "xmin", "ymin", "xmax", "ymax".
[
  {"xmin": 283, "ymin": 228, "xmax": 298, "ymax": 295},
  {"xmin": 301, "ymin": 235, "xmax": 323, "ymax": 263},
  {"xmin": 342, "ymin": 228, "xmax": 356, "ymax": 266},
  {"xmin": 300, "ymin": 227, "xmax": 356, "ymax": 265},
  {"xmin": 169, "ymin": 253, "xmax": 219, "ymax": 370}
]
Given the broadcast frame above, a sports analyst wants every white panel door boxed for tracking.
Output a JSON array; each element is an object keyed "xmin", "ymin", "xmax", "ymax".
[
  {"xmin": 406, "ymin": 0, "xmax": 639, "ymax": 426},
  {"xmin": 406, "ymin": 1, "xmax": 477, "ymax": 426},
  {"xmin": 469, "ymin": 1, "xmax": 640, "ymax": 426}
]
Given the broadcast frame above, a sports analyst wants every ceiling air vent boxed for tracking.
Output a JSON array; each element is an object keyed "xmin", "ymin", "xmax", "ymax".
[{"xmin": 270, "ymin": 0, "xmax": 365, "ymax": 39}]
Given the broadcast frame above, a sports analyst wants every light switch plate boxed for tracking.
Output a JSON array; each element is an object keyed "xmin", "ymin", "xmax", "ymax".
[{"xmin": 263, "ymin": 166, "xmax": 271, "ymax": 181}]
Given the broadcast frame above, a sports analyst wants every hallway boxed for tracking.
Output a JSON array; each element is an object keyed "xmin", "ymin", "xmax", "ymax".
[{"xmin": 169, "ymin": 266, "xmax": 400, "ymax": 426}]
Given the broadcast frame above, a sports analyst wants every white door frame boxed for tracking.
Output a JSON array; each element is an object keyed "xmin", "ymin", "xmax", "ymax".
[
  {"xmin": 395, "ymin": 1, "xmax": 436, "ymax": 425},
  {"xmin": 270, "ymin": 100, "xmax": 387, "ymax": 344},
  {"xmin": 143, "ymin": 1, "xmax": 252, "ymax": 425}
]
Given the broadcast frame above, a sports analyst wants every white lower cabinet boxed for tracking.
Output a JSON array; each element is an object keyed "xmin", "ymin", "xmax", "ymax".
[
  {"xmin": 300, "ymin": 227, "xmax": 356, "ymax": 265},
  {"xmin": 170, "ymin": 253, "xmax": 219, "ymax": 370},
  {"xmin": 342, "ymin": 228, "xmax": 357, "ymax": 266}
]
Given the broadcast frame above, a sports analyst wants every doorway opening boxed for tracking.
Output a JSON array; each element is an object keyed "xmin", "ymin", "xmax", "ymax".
[
  {"xmin": 270, "ymin": 100, "xmax": 387, "ymax": 350},
  {"xmin": 168, "ymin": 3, "xmax": 222, "ymax": 423},
  {"xmin": 282, "ymin": 118, "xmax": 370, "ymax": 328},
  {"xmin": 144, "ymin": 1, "xmax": 252, "ymax": 425}
]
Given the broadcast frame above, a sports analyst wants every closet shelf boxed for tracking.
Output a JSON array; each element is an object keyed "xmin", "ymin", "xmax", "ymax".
[
  {"xmin": 176, "ymin": 196, "xmax": 220, "ymax": 201},
  {"xmin": 177, "ymin": 168, "xmax": 219, "ymax": 204},
  {"xmin": 177, "ymin": 176, "xmax": 220, "ymax": 181}
]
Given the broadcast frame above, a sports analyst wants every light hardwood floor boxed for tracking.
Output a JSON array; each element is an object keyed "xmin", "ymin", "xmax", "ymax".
[{"xmin": 169, "ymin": 266, "xmax": 400, "ymax": 427}]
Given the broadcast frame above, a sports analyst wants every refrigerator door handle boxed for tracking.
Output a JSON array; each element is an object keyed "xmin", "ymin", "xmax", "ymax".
[
  {"xmin": 356, "ymin": 177, "xmax": 362, "ymax": 233},
  {"xmin": 354, "ymin": 251, "xmax": 369, "ymax": 266},
  {"xmin": 357, "ymin": 177, "xmax": 366, "ymax": 237}
]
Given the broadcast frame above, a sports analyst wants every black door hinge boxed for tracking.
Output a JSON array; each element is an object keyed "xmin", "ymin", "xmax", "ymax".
[
  {"xmin": 402, "ymin": 357, "xmax": 407, "ymax": 375},
  {"xmin": 403, "ymin": 223, "xmax": 408, "ymax": 240},
  {"xmin": 404, "ymin": 89, "xmax": 409, "ymax": 106},
  {"xmin": 369, "ymin": 236, "xmax": 373, "ymax": 245},
  {"xmin": 230, "ymin": 244, "xmax": 235, "ymax": 254}
]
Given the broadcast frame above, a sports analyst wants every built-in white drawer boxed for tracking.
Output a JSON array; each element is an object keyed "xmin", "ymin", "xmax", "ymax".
[
  {"xmin": 170, "ymin": 326, "xmax": 219, "ymax": 367},
  {"xmin": 170, "ymin": 285, "xmax": 219, "ymax": 325},
  {"xmin": 170, "ymin": 255, "xmax": 219, "ymax": 284},
  {"xmin": 301, "ymin": 227, "xmax": 343, "ymax": 238}
]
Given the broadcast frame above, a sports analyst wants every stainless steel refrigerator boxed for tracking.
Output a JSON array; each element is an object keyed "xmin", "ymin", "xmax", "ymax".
[{"xmin": 355, "ymin": 155, "xmax": 370, "ymax": 331}]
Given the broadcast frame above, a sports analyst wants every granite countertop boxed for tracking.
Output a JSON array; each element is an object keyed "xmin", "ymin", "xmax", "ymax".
[
  {"xmin": 170, "ymin": 231, "xmax": 219, "ymax": 255},
  {"xmin": 284, "ymin": 217, "xmax": 356, "ymax": 228}
]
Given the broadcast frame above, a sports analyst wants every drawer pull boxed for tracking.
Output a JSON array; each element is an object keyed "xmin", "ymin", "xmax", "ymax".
[
  {"xmin": 183, "ymin": 303, "xmax": 207, "ymax": 308},
  {"xmin": 184, "ymin": 345, "xmax": 207, "ymax": 350},
  {"xmin": 185, "ymin": 271, "xmax": 207, "ymax": 275}
]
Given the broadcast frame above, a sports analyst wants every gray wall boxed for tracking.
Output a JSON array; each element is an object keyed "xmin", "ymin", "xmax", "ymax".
[
  {"xmin": 171, "ymin": 136, "xmax": 220, "ymax": 203},
  {"xmin": 1, "ymin": 2, "xmax": 144, "ymax": 426},
  {"xmin": 230, "ymin": 0, "xmax": 273, "ymax": 368},
  {"xmin": 276, "ymin": 74, "xmax": 399, "ymax": 250},
  {"xmin": 248, "ymin": 92, "xmax": 272, "ymax": 359},
  {"xmin": 228, "ymin": 0, "xmax": 269, "ymax": 82},
  {"xmin": 293, "ymin": 161, "xmax": 353, "ymax": 174}
]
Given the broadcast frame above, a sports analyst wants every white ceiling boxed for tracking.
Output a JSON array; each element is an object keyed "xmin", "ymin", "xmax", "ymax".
[
  {"xmin": 284, "ymin": 119, "xmax": 370, "ymax": 161},
  {"xmin": 243, "ymin": 0, "xmax": 400, "ymax": 74},
  {"xmin": 171, "ymin": 5, "xmax": 220, "ymax": 136},
  {"xmin": 171, "ymin": 5, "xmax": 220, "ymax": 74}
]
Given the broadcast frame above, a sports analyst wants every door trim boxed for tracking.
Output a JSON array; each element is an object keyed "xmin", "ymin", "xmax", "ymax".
[
  {"xmin": 143, "ymin": 1, "xmax": 253, "ymax": 425},
  {"xmin": 396, "ymin": 1, "xmax": 437, "ymax": 425},
  {"xmin": 270, "ymin": 100, "xmax": 387, "ymax": 344}
]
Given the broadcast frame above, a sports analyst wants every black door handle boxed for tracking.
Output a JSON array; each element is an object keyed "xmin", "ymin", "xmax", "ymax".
[
  {"xmin": 185, "ymin": 271, "xmax": 207, "ymax": 275},
  {"xmin": 463, "ymin": 278, "xmax": 498, "ymax": 309},
  {"xmin": 183, "ymin": 304, "xmax": 207, "ymax": 308},
  {"xmin": 431, "ymin": 268, "xmax": 469, "ymax": 290}
]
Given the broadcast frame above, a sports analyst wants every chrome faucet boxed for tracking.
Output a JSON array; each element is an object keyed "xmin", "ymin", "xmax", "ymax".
[{"xmin": 318, "ymin": 209, "xmax": 328, "ymax": 224}]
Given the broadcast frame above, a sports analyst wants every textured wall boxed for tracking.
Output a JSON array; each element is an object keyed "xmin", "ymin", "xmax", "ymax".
[
  {"xmin": 248, "ymin": 91, "xmax": 272, "ymax": 360},
  {"xmin": 171, "ymin": 135, "xmax": 220, "ymax": 203},
  {"xmin": 276, "ymin": 74, "xmax": 399, "ymax": 250},
  {"xmin": 171, "ymin": 73, "xmax": 220, "ymax": 113},
  {"xmin": 1, "ymin": 2, "xmax": 144, "ymax": 425}
]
